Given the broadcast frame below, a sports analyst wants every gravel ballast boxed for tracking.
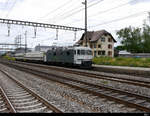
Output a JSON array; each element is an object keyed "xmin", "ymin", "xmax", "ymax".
[{"xmin": 0, "ymin": 63, "xmax": 146, "ymax": 112}]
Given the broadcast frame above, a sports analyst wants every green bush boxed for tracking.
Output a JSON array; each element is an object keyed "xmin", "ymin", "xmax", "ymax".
[{"xmin": 3, "ymin": 55, "xmax": 16, "ymax": 61}]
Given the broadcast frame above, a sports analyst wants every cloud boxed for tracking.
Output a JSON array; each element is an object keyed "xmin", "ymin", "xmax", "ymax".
[
  {"xmin": 0, "ymin": 0, "xmax": 150, "ymax": 48},
  {"xmin": 130, "ymin": 0, "xmax": 150, "ymax": 5},
  {"xmin": 0, "ymin": 0, "xmax": 24, "ymax": 11}
]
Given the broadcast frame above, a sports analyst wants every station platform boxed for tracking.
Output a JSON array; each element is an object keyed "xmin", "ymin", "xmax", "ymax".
[{"xmin": 93, "ymin": 64, "xmax": 150, "ymax": 77}]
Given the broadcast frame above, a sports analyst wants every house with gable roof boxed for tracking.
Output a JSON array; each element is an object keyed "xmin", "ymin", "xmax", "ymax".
[{"xmin": 76, "ymin": 30, "xmax": 116, "ymax": 57}]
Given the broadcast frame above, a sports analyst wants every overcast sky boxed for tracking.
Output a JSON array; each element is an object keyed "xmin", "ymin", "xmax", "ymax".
[{"xmin": 0, "ymin": 0, "xmax": 150, "ymax": 49}]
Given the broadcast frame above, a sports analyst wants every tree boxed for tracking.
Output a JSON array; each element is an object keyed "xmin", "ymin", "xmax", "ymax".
[
  {"xmin": 115, "ymin": 45, "xmax": 125, "ymax": 51},
  {"xmin": 142, "ymin": 24, "xmax": 150, "ymax": 53},
  {"xmin": 116, "ymin": 24, "xmax": 150, "ymax": 53}
]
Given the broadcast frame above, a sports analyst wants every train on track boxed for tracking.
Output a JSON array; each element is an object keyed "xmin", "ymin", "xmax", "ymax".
[{"xmin": 13, "ymin": 46, "xmax": 93, "ymax": 68}]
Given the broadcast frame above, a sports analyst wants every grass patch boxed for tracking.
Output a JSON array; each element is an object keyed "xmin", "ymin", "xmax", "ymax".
[
  {"xmin": 93, "ymin": 57, "xmax": 150, "ymax": 68},
  {"xmin": 101, "ymin": 80, "xmax": 108, "ymax": 85}
]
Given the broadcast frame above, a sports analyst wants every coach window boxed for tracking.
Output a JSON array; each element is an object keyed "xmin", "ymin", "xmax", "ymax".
[
  {"xmin": 74, "ymin": 50, "xmax": 76, "ymax": 55},
  {"xmin": 60, "ymin": 52, "xmax": 63, "ymax": 55},
  {"xmin": 81, "ymin": 50, "xmax": 85, "ymax": 55},
  {"xmin": 77, "ymin": 50, "xmax": 80, "ymax": 55},
  {"xmin": 67, "ymin": 51, "xmax": 70, "ymax": 56}
]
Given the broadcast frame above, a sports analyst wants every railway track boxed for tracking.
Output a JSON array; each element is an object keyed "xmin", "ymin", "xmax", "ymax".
[
  {"xmin": 0, "ymin": 70, "xmax": 63, "ymax": 113},
  {"xmin": 1, "ymin": 61, "xmax": 150, "ymax": 112},
  {"xmin": 9, "ymin": 60, "xmax": 150, "ymax": 88},
  {"xmin": 0, "ymin": 87, "xmax": 16, "ymax": 113}
]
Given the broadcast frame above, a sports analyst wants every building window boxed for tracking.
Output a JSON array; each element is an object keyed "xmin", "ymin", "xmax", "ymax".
[
  {"xmin": 94, "ymin": 43, "xmax": 96, "ymax": 48},
  {"xmin": 101, "ymin": 37, "xmax": 105, "ymax": 42},
  {"xmin": 94, "ymin": 51, "xmax": 97, "ymax": 57},
  {"xmin": 108, "ymin": 44, "xmax": 112, "ymax": 49},
  {"xmin": 98, "ymin": 44, "xmax": 101, "ymax": 48},
  {"xmin": 108, "ymin": 38, "xmax": 112, "ymax": 42},
  {"xmin": 108, "ymin": 51, "xmax": 112, "ymax": 56},
  {"xmin": 90, "ymin": 44, "xmax": 93, "ymax": 48},
  {"xmin": 98, "ymin": 51, "xmax": 105, "ymax": 55}
]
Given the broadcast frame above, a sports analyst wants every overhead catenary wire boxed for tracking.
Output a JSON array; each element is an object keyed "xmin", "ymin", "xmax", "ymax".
[
  {"xmin": 39, "ymin": 0, "xmax": 74, "ymax": 19},
  {"xmin": 2, "ymin": 0, "xmax": 10, "ymax": 17},
  {"xmin": 59, "ymin": 0, "xmax": 104, "ymax": 20},
  {"xmin": 43, "ymin": 0, "xmax": 97, "ymax": 21},
  {"xmin": 5, "ymin": 0, "xmax": 17, "ymax": 18},
  {"xmin": 47, "ymin": 0, "xmax": 104, "ymax": 23},
  {"xmin": 46, "ymin": 2, "xmax": 84, "ymax": 22},
  {"xmin": 89, "ymin": 0, "xmax": 133, "ymax": 17},
  {"xmin": 90, "ymin": 11, "xmax": 148, "ymax": 28},
  {"xmin": 63, "ymin": 0, "xmax": 133, "ymax": 26}
]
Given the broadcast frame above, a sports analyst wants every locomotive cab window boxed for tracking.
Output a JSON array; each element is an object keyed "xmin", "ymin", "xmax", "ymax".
[
  {"xmin": 77, "ymin": 50, "xmax": 80, "ymax": 55},
  {"xmin": 81, "ymin": 50, "xmax": 85, "ymax": 55},
  {"xmin": 86, "ymin": 50, "xmax": 92, "ymax": 55}
]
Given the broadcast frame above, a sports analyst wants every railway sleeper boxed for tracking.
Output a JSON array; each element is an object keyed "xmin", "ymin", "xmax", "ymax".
[
  {"xmin": 8, "ymin": 94, "xmax": 32, "ymax": 99},
  {"xmin": 109, "ymin": 93, "xmax": 120, "ymax": 96},
  {"xmin": 7, "ymin": 93, "xmax": 29, "ymax": 97},
  {"xmin": 0, "ymin": 104, "xmax": 5, "ymax": 107},
  {"xmin": 5, "ymin": 89, "xmax": 24, "ymax": 92},
  {"xmin": 11, "ymin": 97, "xmax": 35, "ymax": 102},
  {"xmin": 102, "ymin": 91, "xmax": 112, "ymax": 94},
  {"xmin": 14, "ymin": 100, "xmax": 39, "ymax": 106},
  {"xmin": 0, "ymin": 100, "xmax": 3, "ymax": 104},
  {"xmin": 15, "ymin": 103, "xmax": 43, "ymax": 109},
  {"xmin": 6, "ymin": 91, "xmax": 28, "ymax": 96},
  {"xmin": 123, "ymin": 97, "xmax": 136, "ymax": 101},
  {"xmin": 0, "ymin": 108, "xmax": 7, "ymax": 112},
  {"xmin": 17, "ymin": 106, "xmax": 47, "ymax": 113},
  {"xmin": 134, "ymin": 100, "xmax": 147, "ymax": 104},
  {"xmin": 116, "ymin": 95, "xmax": 127, "ymax": 98}
]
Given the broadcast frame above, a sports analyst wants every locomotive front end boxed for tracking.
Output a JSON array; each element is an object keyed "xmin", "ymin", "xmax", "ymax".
[{"xmin": 74, "ymin": 47, "xmax": 93, "ymax": 68}]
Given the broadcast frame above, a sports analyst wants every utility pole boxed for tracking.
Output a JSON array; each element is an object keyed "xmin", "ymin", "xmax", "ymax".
[
  {"xmin": 82, "ymin": 0, "xmax": 88, "ymax": 47},
  {"xmin": 148, "ymin": 12, "xmax": 150, "ymax": 24},
  {"xmin": 20, "ymin": 35, "xmax": 22, "ymax": 48},
  {"xmin": 24, "ymin": 31, "xmax": 27, "ymax": 53},
  {"xmin": 85, "ymin": 0, "xmax": 88, "ymax": 47}
]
